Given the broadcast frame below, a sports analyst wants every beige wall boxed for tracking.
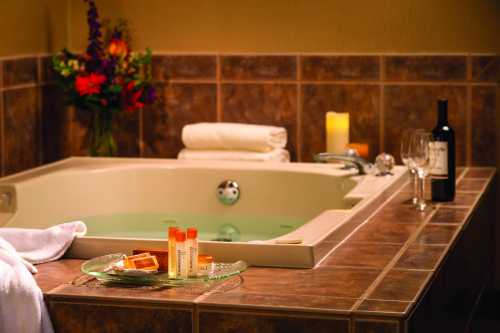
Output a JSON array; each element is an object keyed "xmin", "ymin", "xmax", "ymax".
[
  {"xmin": 0, "ymin": 0, "xmax": 68, "ymax": 57},
  {"xmin": 68, "ymin": 0, "xmax": 499, "ymax": 53},
  {"xmin": 1, "ymin": 0, "xmax": 497, "ymax": 56}
]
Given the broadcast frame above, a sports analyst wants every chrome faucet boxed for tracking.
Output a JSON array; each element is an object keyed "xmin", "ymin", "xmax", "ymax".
[{"xmin": 313, "ymin": 150, "xmax": 373, "ymax": 175}]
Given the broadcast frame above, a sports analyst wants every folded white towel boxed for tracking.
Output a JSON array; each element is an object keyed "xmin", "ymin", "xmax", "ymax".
[
  {"xmin": 0, "ymin": 221, "xmax": 87, "ymax": 265},
  {"xmin": 178, "ymin": 148, "xmax": 290, "ymax": 162},
  {"xmin": 182, "ymin": 123, "xmax": 287, "ymax": 152},
  {"xmin": 0, "ymin": 237, "xmax": 54, "ymax": 333}
]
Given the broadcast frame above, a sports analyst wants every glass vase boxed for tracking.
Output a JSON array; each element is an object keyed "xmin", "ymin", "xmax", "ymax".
[{"xmin": 89, "ymin": 108, "xmax": 117, "ymax": 157}]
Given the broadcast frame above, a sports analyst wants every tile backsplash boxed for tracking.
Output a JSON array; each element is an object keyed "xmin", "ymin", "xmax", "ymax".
[{"xmin": 0, "ymin": 53, "xmax": 497, "ymax": 176}]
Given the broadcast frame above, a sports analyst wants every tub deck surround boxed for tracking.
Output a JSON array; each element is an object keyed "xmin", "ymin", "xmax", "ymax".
[
  {"xmin": 0, "ymin": 157, "xmax": 407, "ymax": 268},
  {"xmin": 32, "ymin": 166, "xmax": 495, "ymax": 333}
]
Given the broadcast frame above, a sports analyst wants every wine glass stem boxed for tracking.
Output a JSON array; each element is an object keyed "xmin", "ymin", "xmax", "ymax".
[
  {"xmin": 417, "ymin": 175, "xmax": 426, "ymax": 211},
  {"xmin": 412, "ymin": 171, "xmax": 418, "ymax": 205}
]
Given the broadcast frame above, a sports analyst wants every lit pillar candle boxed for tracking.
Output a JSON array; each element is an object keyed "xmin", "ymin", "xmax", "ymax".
[{"xmin": 326, "ymin": 111, "xmax": 349, "ymax": 154}]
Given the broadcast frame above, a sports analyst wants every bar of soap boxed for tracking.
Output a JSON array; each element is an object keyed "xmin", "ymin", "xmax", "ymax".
[
  {"xmin": 128, "ymin": 255, "xmax": 159, "ymax": 271},
  {"xmin": 124, "ymin": 252, "xmax": 151, "ymax": 269},
  {"xmin": 133, "ymin": 248, "xmax": 169, "ymax": 272}
]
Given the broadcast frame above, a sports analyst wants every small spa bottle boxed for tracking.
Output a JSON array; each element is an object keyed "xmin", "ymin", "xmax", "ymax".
[
  {"xmin": 187, "ymin": 228, "xmax": 199, "ymax": 277},
  {"xmin": 175, "ymin": 230, "xmax": 188, "ymax": 279},
  {"xmin": 168, "ymin": 227, "xmax": 178, "ymax": 279}
]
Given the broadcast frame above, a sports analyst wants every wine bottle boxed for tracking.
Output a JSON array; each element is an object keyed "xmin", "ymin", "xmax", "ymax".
[{"xmin": 431, "ymin": 99, "xmax": 455, "ymax": 201}]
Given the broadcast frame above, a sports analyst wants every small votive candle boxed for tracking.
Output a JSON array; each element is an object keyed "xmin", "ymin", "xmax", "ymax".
[
  {"xmin": 347, "ymin": 143, "xmax": 369, "ymax": 160},
  {"xmin": 326, "ymin": 111, "xmax": 349, "ymax": 154}
]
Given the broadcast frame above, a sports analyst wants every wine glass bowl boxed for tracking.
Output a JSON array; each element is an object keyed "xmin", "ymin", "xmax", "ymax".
[
  {"xmin": 408, "ymin": 130, "xmax": 435, "ymax": 212},
  {"xmin": 400, "ymin": 129, "xmax": 419, "ymax": 206}
]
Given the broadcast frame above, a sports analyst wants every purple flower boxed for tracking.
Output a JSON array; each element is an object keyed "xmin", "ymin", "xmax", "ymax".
[
  {"xmin": 84, "ymin": 0, "xmax": 103, "ymax": 71},
  {"xmin": 101, "ymin": 58, "xmax": 117, "ymax": 79}
]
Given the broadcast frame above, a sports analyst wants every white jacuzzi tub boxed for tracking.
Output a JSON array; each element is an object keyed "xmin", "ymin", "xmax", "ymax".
[{"xmin": 0, "ymin": 157, "xmax": 406, "ymax": 267}]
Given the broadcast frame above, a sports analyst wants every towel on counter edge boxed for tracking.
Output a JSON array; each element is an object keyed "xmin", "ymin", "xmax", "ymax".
[
  {"xmin": 0, "ymin": 221, "xmax": 87, "ymax": 266},
  {"xmin": 182, "ymin": 123, "xmax": 287, "ymax": 152},
  {"xmin": 178, "ymin": 148, "xmax": 290, "ymax": 162}
]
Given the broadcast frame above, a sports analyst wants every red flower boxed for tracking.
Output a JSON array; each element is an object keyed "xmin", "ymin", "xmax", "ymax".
[
  {"xmin": 121, "ymin": 81, "xmax": 144, "ymax": 113},
  {"xmin": 75, "ymin": 73, "xmax": 106, "ymax": 96}
]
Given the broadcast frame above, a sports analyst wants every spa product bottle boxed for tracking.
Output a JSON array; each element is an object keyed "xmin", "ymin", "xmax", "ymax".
[
  {"xmin": 175, "ymin": 230, "xmax": 188, "ymax": 279},
  {"xmin": 187, "ymin": 228, "xmax": 199, "ymax": 277},
  {"xmin": 431, "ymin": 99, "xmax": 455, "ymax": 201},
  {"xmin": 168, "ymin": 227, "xmax": 179, "ymax": 278}
]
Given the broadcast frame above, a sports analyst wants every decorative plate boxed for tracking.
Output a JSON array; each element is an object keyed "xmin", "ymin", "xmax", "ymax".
[{"xmin": 81, "ymin": 253, "xmax": 247, "ymax": 287}]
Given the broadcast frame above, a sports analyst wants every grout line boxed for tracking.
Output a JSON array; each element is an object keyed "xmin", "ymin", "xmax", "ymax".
[
  {"xmin": 426, "ymin": 222, "xmax": 464, "ymax": 226},
  {"xmin": 359, "ymin": 298, "xmax": 413, "ymax": 303},
  {"xmin": 320, "ymin": 264, "xmax": 386, "ymax": 270},
  {"xmin": 0, "ymin": 52, "xmax": 496, "ymax": 62},
  {"xmin": 219, "ymin": 79, "xmax": 299, "ymax": 85},
  {"xmin": 456, "ymin": 190, "xmax": 483, "ymax": 194},
  {"xmin": 353, "ymin": 318, "xmax": 401, "ymax": 325},
  {"xmin": 379, "ymin": 55, "xmax": 385, "ymax": 154},
  {"xmin": 440, "ymin": 204, "xmax": 475, "ymax": 209},
  {"xmin": 343, "ymin": 240, "xmax": 420, "ymax": 246},
  {"xmin": 0, "ymin": 82, "xmax": 39, "ymax": 92},
  {"xmin": 168, "ymin": 79, "xmax": 217, "ymax": 84},
  {"xmin": 466, "ymin": 55, "xmax": 473, "ymax": 166},
  {"xmin": 296, "ymin": 55, "xmax": 302, "ymax": 162},
  {"xmin": 68, "ymin": 106, "xmax": 75, "ymax": 156},
  {"xmin": 36, "ymin": 57, "xmax": 43, "ymax": 165},
  {"xmin": 145, "ymin": 52, "xmax": 484, "ymax": 57},
  {"xmin": 138, "ymin": 107, "xmax": 144, "ymax": 157},
  {"xmin": 469, "ymin": 81, "xmax": 499, "ymax": 86},
  {"xmin": 156, "ymin": 79, "xmax": 500, "ymax": 86},
  {"xmin": 199, "ymin": 303, "xmax": 355, "ymax": 317},
  {"xmin": 193, "ymin": 277, "xmax": 241, "ymax": 304},
  {"xmin": 216, "ymin": 55, "xmax": 222, "ymax": 122},
  {"xmin": 0, "ymin": 54, "xmax": 43, "ymax": 61}
]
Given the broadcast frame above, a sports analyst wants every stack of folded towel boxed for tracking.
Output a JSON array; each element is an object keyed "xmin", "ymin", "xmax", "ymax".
[{"xmin": 178, "ymin": 123, "xmax": 290, "ymax": 162}]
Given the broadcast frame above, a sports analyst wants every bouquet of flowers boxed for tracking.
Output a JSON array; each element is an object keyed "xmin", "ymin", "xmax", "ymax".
[{"xmin": 52, "ymin": 0, "xmax": 156, "ymax": 156}]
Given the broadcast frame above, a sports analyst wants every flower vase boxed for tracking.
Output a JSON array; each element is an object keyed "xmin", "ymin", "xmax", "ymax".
[{"xmin": 89, "ymin": 109, "xmax": 117, "ymax": 157}]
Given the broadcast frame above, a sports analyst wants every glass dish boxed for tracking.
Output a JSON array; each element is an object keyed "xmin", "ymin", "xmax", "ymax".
[{"xmin": 81, "ymin": 253, "xmax": 247, "ymax": 287}]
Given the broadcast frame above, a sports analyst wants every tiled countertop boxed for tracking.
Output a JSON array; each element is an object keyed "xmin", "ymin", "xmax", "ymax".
[{"xmin": 37, "ymin": 167, "xmax": 496, "ymax": 332}]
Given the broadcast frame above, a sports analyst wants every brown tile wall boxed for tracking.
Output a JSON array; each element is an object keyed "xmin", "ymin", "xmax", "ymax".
[
  {"xmin": 0, "ymin": 54, "xmax": 497, "ymax": 176},
  {"xmin": 0, "ymin": 56, "xmax": 42, "ymax": 175}
]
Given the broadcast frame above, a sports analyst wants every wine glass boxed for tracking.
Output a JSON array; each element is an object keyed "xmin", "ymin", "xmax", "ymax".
[
  {"xmin": 409, "ymin": 130, "xmax": 435, "ymax": 212},
  {"xmin": 400, "ymin": 129, "xmax": 419, "ymax": 205}
]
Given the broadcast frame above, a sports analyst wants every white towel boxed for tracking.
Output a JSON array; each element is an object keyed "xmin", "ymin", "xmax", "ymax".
[
  {"xmin": 178, "ymin": 148, "xmax": 290, "ymax": 162},
  {"xmin": 0, "ymin": 221, "xmax": 87, "ymax": 265},
  {"xmin": 0, "ymin": 237, "xmax": 54, "ymax": 333},
  {"xmin": 182, "ymin": 123, "xmax": 287, "ymax": 152}
]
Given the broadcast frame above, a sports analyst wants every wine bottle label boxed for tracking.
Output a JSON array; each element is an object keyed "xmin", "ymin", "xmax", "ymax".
[{"xmin": 429, "ymin": 142, "xmax": 448, "ymax": 177}]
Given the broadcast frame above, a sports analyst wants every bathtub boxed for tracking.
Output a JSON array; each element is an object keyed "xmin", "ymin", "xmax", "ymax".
[{"xmin": 0, "ymin": 157, "xmax": 406, "ymax": 267}]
